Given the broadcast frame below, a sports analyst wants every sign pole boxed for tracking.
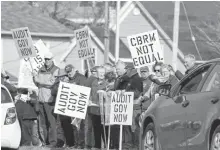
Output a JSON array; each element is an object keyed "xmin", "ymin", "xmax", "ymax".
[
  {"xmin": 28, "ymin": 58, "xmax": 34, "ymax": 74},
  {"xmin": 107, "ymin": 125, "xmax": 111, "ymax": 150},
  {"xmin": 119, "ymin": 125, "xmax": 123, "ymax": 150},
  {"xmin": 102, "ymin": 95, "xmax": 107, "ymax": 148}
]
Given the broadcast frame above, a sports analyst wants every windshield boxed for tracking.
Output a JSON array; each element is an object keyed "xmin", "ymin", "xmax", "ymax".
[{"xmin": 1, "ymin": 87, "xmax": 12, "ymax": 103}]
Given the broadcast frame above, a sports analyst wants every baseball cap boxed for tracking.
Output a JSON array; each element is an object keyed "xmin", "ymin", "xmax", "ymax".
[
  {"xmin": 65, "ymin": 64, "xmax": 74, "ymax": 73},
  {"xmin": 44, "ymin": 51, "xmax": 53, "ymax": 59},
  {"xmin": 140, "ymin": 66, "xmax": 149, "ymax": 72},
  {"xmin": 56, "ymin": 69, "xmax": 67, "ymax": 77}
]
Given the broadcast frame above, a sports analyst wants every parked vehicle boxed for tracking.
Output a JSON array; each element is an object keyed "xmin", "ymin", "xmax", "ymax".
[
  {"xmin": 139, "ymin": 58, "xmax": 220, "ymax": 150},
  {"xmin": 1, "ymin": 84, "xmax": 21, "ymax": 149}
]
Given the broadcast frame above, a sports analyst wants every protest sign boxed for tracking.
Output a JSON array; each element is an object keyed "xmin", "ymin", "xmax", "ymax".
[
  {"xmin": 110, "ymin": 92, "xmax": 134, "ymax": 125},
  {"xmin": 11, "ymin": 27, "xmax": 36, "ymax": 58},
  {"xmin": 127, "ymin": 30, "xmax": 164, "ymax": 68},
  {"xmin": 75, "ymin": 27, "xmax": 95, "ymax": 59},
  {"xmin": 18, "ymin": 39, "xmax": 50, "ymax": 89},
  {"xmin": 98, "ymin": 91, "xmax": 111, "ymax": 125},
  {"xmin": 54, "ymin": 82, "xmax": 91, "ymax": 119}
]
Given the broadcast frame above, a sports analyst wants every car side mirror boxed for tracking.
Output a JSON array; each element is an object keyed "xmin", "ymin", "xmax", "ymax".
[{"xmin": 157, "ymin": 84, "xmax": 172, "ymax": 97}]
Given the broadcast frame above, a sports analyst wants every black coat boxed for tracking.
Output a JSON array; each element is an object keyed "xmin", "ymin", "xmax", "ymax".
[{"xmin": 114, "ymin": 69, "xmax": 143, "ymax": 99}]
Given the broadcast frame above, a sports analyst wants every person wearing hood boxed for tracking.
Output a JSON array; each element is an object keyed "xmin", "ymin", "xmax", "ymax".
[
  {"xmin": 113, "ymin": 60, "xmax": 143, "ymax": 149},
  {"xmin": 33, "ymin": 51, "xmax": 59, "ymax": 148}
]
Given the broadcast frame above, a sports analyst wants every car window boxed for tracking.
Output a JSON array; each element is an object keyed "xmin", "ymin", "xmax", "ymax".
[
  {"xmin": 178, "ymin": 65, "xmax": 211, "ymax": 95},
  {"xmin": 1, "ymin": 87, "xmax": 12, "ymax": 103},
  {"xmin": 203, "ymin": 65, "xmax": 220, "ymax": 92}
]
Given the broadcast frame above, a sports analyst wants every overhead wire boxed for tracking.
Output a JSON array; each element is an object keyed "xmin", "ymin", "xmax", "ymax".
[{"xmin": 181, "ymin": 1, "xmax": 203, "ymax": 60}]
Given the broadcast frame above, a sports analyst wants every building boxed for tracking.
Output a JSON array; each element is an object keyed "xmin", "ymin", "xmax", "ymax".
[{"xmin": 1, "ymin": 1, "xmax": 76, "ymax": 81}]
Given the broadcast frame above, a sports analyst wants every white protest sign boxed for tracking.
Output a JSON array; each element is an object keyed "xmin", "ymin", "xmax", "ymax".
[
  {"xmin": 75, "ymin": 27, "xmax": 95, "ymax": 59},
  {"xmin": 127, "ymin": 30, "xmax": 164, "ymax": 68},
  {"xmin": 54, "ymin": 82, "xmax": 91, "ymax": 119},
  {"xmin": 110, "ymin": 92, "xmax": 134, "ymax": 125},
  {"xmin": 18, "ymin": 39, "xmax": 50, "ymax": 89},
  {"xmin": 11, "ymin": 27, "xmax": 36, "ymax": 58}
]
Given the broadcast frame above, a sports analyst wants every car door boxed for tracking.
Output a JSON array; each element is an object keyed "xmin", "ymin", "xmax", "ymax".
[
  {"xmin": 156, "ymin": 94, "xmax": 188, "ymax": 150},
  {"xmin": 183, "ymin": 63, "xmax": 220, "ymax": 150},
  {"xmin": 157, "ymin": 63, "xmax": 214, "ymax": 150}
]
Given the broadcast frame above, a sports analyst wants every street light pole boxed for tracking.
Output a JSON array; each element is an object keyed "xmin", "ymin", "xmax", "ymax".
[
  {"xmin": 172, "ymin": 1, "xmax": 180, "ymax": 71},
  {"xmin": 115, "ymin": 1, "xmax": 120, "ymax": 63},
  {"xmin": 104, "ymin": 1, "xmax": 109, "ymax": 63}
]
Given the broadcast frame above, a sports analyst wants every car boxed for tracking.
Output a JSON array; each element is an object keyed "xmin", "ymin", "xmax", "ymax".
[
  {"xmin": 1, "ymin": 84, "xmax": 21, "ymax": 149},
  {"xmin": 139, "ymin": 58, "xmax": 220, "ymax": 150}
]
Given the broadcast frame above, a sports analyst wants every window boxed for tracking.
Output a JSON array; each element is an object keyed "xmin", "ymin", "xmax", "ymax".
[
  {"xmin": 204, "ymin": 65, "xmax": 220, "ymax": 91},
  {"xmin": 178, "ymin": 65, "xmax": 211, "ymax": 94},
  {"xmin": 1, "ymin": 88, "xmax": 12, "ymax": 103}
]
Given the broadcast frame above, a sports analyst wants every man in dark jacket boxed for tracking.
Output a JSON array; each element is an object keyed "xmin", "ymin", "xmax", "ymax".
[
  {"xmin": 63, "ymin": 64, "xmax": 87, "ymax": 149},
  {"xmin": 15, "ymin": 88, "xmax": 38, "ymax": 146},
  {"xmin": 113, "ymin": 60, "xmax": 143, "ymax": 149},
  {"xmin": 175, "ymin": 54, "xmax": 198, "ymax": 80}
]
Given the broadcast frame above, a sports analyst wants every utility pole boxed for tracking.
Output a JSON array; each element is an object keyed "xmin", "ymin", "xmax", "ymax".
[
  {"xmin": 172, "ymin": 1, "xmax": 180, "ymax": 71},
  {"xmin": 115, "ymin": 1, "xmax": 120, "ymax": 63},
  {"xmin": 104, "ymin": 1, "xmax": 109, "ymax": 63}
]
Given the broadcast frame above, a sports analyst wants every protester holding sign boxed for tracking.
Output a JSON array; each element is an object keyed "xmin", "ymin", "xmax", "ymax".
[
  {"xmin": 33, "ymin": 51, "xmax": 59, "ymax": 148},
  {"xmin": 90, "ymin": 66, "xmax": 109, "ymax": 149},
  {"xmin": 113, "ymin": 60, "xmax": 143, "ymax": 149},
  {"xmin": 63, "ymin": 64, "xmax": 87, "ymax": 149}
]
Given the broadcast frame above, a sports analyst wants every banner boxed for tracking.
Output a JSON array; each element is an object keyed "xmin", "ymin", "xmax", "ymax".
[
  {"xmin": 75, "ymin": 27, "xmax": 95, "ymax": 59},
  {"xmin": 99, "ymin": 91, "xmax": 111, "ymax": 125},
  {"xmin": 11, "ymin": 27, "xmax": 36, "ymax": 58},
  {"xmin": 54, "ymin": 82, "xmax": 91, "ymax": 119},
  {"xmin": 110, "ymin": 92, "xmax": 134, "ymax": 125},
  {"xmin": 127, "ymin": 30, "xmax": 164, "ymax": 68},
  {"xmin": 18, "ymin": 39, "xmax": 50, "ymax": 89}
]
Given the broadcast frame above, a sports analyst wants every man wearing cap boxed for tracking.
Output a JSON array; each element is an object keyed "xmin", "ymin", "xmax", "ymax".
[
  {"xmin": 33, "ymin": 51, "xmax": 59, "ymax": 148},
  {"xmin": 64, "ymin": 64, "xmax": 87, "ymax": 149},
  {"xmin": 113, "ymin": 60, "xmax": 143, "ymax": 149}
]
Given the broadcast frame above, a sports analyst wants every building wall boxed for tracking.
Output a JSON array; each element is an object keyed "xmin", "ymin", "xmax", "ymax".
[
  {"xmin": 2, "ymin": 35, "xmax": 79, "ymax": 77},
  {"xmin": 65, "ymin": 37, "xmax": 105, "ymax": 74},
  {"xmin": 119, "ymin": 3, "xmax": 186, "ymax": 73}
]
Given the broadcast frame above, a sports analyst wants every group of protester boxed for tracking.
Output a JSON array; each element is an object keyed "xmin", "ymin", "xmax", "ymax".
[{"xmin": 1, "ymin": 52, "xmax": 198, "ymax": 150}]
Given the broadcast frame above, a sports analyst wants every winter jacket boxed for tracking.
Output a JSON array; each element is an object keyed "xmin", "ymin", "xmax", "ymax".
[
  {"xmin": 175, "ymin": 65, "xmax": 198, "ymax": 80},
  {"xmin": 1, "ymin": 77, "xmax": 17, "ymax": 100},
  {"xmin": 33, "ymin": 63, "xmax": 59, "ymax": 103},
  {"xmin": 16, "ymin": 100, "xmax": 37, "ymax": 120},
  {"xmin": 89, "ymin": 79, "xmax": 108, "ymax": 115},
  {"xmin": 83, "ymin": 75, "xmax": 97, "ymax": 87},
  {"xmin": 114, "ymin": 69, "xmax": 143, "ymax": 99},
  {"xmin": 68, "ymin": 72, "xmax": 87, "ymax": 85}
]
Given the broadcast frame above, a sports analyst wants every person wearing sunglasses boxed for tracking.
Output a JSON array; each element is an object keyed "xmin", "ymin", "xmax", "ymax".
[{"xmin": 33, "ymin": 51, "xmax": 59, "ymax": 148}]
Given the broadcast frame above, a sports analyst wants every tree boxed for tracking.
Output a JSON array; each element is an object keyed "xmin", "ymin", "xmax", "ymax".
[{"xmin": 193, "ymin": 2, "xmax": 220, "ymax": 56}]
